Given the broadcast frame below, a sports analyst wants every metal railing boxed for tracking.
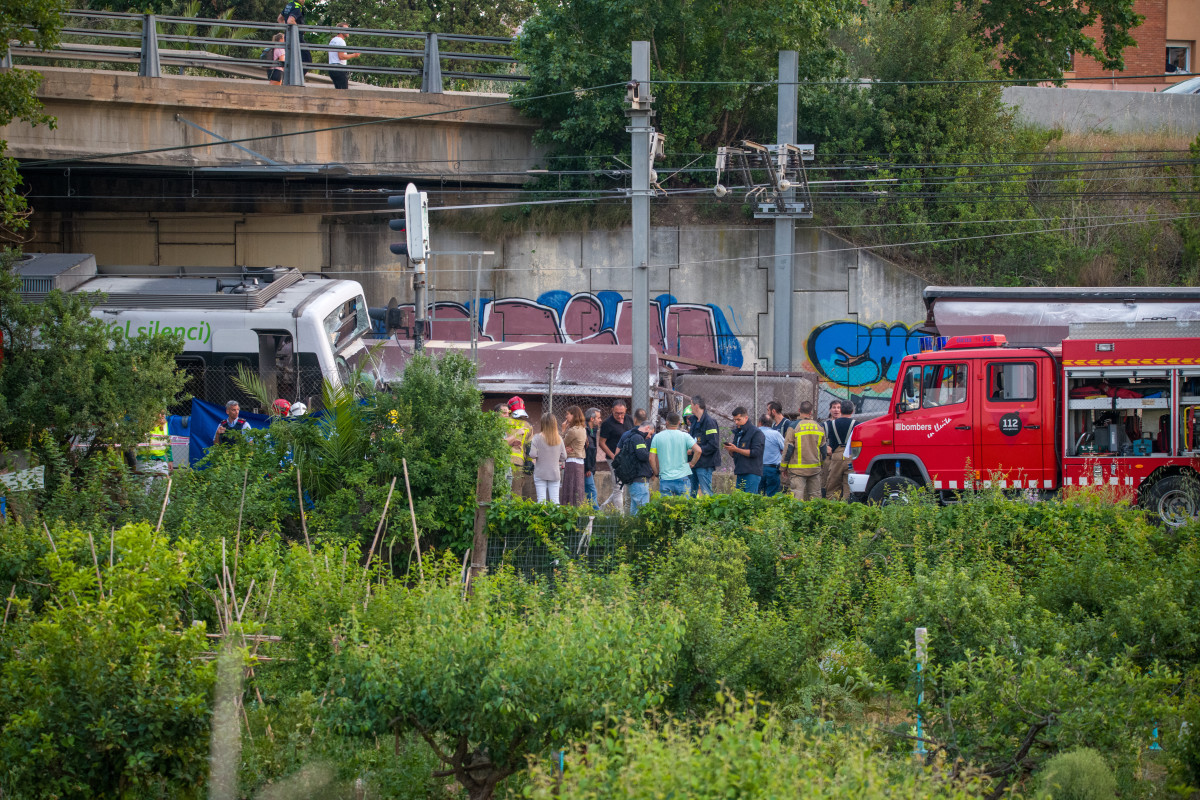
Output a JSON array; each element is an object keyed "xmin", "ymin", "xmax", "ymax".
[{"xmin": 5, "ymin": 9, "xmax": 526, "ymax": 93}]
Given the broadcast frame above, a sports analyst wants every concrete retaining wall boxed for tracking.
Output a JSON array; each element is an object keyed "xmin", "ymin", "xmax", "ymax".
[{"xmin": 1002, "ymin": 85, "xmax": 1200, "ymax": 136}]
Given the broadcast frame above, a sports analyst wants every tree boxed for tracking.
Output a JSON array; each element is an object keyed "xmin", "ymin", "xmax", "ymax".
[
  {"xmin": 1, "ymin": 0, "xmax": 65, "ymax": 239},
  {"xmin": 514, "ymin": 0, "xmax": 851, "ymax": 165},
  {"xmin": 0, "ymin": 259, "xmax": 187, "ymax": 465},
  {"xmin": 330, "ymin": 564, "xmax": 684, "ymax": 800},
  {"xmin": 0, "ymin": 523, "xmax": 216, "ymax": 798},
  {"xmin": 366, "ymin": 352, "xmax": 508, "ymax": 551},
  {"xmin": 949, "ymin": 0, "xmax": 1141, "ymax": 83}
]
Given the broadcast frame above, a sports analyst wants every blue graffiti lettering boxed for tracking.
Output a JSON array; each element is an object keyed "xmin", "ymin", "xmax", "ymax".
[{"xmin": 806, "ymin": 321, "xmax": 923, "ymax": 388}]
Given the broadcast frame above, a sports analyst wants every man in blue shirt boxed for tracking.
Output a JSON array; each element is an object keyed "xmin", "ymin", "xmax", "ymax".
[
  {"xmin": 650, "ymin": 412, "xmax": 701, "ymax": 496},
  {"xmin": 757, "ymin": 414, "xmax": 785, "ymax": 496}
]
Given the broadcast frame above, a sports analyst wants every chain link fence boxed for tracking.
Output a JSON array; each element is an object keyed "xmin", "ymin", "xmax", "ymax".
[
  {"xmin": 485, "ymin": 514, "xmax": 664, "ymax": 581},
  {"xmin": 168, "ymin": 363, "xmax": 326, "ymax": 417}
]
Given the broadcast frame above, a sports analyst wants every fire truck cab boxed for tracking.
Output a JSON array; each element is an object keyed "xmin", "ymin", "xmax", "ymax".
[{"xmin": 846, "ymin": 324, "xmax": 1200, "ymax": 527}]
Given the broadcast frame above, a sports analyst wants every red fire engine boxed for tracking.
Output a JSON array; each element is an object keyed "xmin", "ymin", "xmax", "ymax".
[{"xmin": 846, "ymin": 323, "xmax": 1200, "ymax": 526}]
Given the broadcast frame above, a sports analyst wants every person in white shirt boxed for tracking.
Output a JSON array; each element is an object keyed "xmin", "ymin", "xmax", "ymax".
[{"xmin": 327, "ymin": 23, "xmax": 358, "ymax": 90}]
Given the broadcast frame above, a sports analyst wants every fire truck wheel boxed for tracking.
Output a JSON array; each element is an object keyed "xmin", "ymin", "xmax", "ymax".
[
  {"xmin": 868, "ymin": 476, "xmax": 921, "ymax": 506},
  {"xmin": 1144, "ymin": 475, "xmax": 1200, "ymax": 528}
]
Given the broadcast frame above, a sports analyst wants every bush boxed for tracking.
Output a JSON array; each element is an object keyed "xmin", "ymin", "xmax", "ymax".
[
  {"xmin": 0, "ymin": 523, "xmax": 215, "ymax": 799},
  {"xmin": 524, "ymin": 696, "xmax": 985, "ymax": 800},
  {"xmin": 1036, "ymin": 747, "xmax": 1118, "ymax": 800}
]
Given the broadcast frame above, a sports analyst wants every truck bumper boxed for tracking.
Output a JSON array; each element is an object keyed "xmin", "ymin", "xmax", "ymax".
[{"xmin": 848, "ymin": 471, "xmax": 869, "ymax": 496}]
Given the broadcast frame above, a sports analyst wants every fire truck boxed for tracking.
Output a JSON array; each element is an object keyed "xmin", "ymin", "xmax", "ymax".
[{"xmin": 846, "ymin": 322, "xmax": 1200, "ymax": 527}]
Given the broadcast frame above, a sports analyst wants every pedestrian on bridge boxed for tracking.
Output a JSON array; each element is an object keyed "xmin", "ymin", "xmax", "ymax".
[{"xmin": 328, "ymin": 23, "xmax": 359, "ymax": 90}]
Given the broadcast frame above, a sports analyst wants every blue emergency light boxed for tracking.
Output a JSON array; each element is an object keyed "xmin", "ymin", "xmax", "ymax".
[{"xmin": 918, "ymin": 336, "xmax": 948, "ymax": 352}]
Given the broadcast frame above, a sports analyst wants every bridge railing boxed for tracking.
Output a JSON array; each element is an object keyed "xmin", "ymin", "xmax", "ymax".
[{"xmin": 4, "ymin": 9, "xmax": 526, "ymax": 93}]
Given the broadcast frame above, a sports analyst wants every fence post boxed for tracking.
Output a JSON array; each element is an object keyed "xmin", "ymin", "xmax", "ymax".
[
  {"xmin": 283, "ymin": 23, "xmax": 305, "ymax": 86},
  {"xmin": 421, "ymin": 33, "xmax": 443, "ymax": 93},
  {"xmin": 138, "ymin": 14, "xmax": 161, "ymax": 78},
  {"xmin": 1, "ymin": 47, "xmax": 12, "ymax": 70},
  {"xmin": 914, "ymin": 627, "xmax": 929, "ymax": 757},
  {"xmin": 469, "ymin": 458, "xmax": 493, "ymax": 583},
  {"xmin": 753, "ymin": 362, "xmax": 759, "ymax": 418}
]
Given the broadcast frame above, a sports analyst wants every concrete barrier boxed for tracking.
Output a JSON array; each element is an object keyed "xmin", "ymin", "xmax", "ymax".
[{"xmin": 1002, "ymin": 85, "xmax": 1200, "ymax": 136}]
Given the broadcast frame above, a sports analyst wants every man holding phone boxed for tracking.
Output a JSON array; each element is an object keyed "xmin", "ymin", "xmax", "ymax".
[{"xmin": 724, "ymin": 406, "xmax": 764, "ymax": 494}]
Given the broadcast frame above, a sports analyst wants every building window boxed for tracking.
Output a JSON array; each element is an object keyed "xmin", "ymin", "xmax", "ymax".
[{"xmin": 1167, "ymin": 43, "xmax": 1191, "ymax": 74}]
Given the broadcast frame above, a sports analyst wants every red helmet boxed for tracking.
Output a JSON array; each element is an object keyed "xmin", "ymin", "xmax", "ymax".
[
  {"xmin": 507, "ymin": 396, "xmax": 525, "ymax": 412},
  {"xmin": 273, "ymin": 399, "xmax": 292, "ymax": 415}
]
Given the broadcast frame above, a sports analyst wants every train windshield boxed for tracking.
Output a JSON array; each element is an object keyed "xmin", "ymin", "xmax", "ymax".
[{"xmin": 324, "ymin": 295, "xmax": 370, "ymax": 354}]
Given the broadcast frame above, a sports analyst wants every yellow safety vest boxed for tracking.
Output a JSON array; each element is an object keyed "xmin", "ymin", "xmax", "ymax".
[
  {"xmin": 141, "ymin": 423, "xmax": 170, "ymax": 461},
  {"xmin": 783, "ymin": 419, "xmax": 824, "ymax": 470},
  {"xmin": 506, "ymin": 418, "xmax": 531, "ymax": 466}
]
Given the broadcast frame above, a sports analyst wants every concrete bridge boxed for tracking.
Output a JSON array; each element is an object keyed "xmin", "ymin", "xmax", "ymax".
[{"xmin": 4, "ymin": 67, "xmax": 543, "ymax": 182}]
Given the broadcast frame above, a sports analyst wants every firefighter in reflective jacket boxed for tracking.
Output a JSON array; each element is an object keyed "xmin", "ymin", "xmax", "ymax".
[
  {"xmin": 138, "ymin": 413, "xmax": 172, "ymax": 476},
  {"xmin": 504, "ymin": 396, "xmax": 536, "ymax": 500},
  {"xmin": 780, "ymin": 400, "xmax": 824, "ymax": 501}
]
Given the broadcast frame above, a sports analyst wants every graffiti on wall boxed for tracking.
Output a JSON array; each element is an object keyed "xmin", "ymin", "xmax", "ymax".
[
  {"xmin": 805, "ymin": 320, "xmax": 924, "ymax": 388},
  {"xmin": 395, "ymin": 290, "xmax": 744, "ymax": 367}
]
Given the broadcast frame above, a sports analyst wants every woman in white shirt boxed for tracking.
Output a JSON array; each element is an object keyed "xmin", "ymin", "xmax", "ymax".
[{"xmin": 528, "ymin": 413, "xmax": 566, "ymax": 504}]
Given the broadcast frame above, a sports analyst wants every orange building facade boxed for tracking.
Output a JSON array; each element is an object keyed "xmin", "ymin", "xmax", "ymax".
[{"xmin": 1066, "ymin": 0, "xmax": 1200, "ymax": 89}]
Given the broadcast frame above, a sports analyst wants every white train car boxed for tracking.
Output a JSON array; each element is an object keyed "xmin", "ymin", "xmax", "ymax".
[{"xmin": 14, "ymin": 253, "xmax": 372, "ymax": 409}]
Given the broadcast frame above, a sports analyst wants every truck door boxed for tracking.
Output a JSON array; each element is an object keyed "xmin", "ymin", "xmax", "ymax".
[
  {"xmin": 978, "ymin": 360, "xmax": 1045, "ymax": 490},
  {"xmin": 893, "ymin": 361, "xmax": 976, "ymax": 488}
]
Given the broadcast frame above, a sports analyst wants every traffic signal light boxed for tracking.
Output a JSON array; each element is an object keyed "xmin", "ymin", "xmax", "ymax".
[{"xmin": 387, "ymin": 183, "xmax": 429, "ymax": 262}]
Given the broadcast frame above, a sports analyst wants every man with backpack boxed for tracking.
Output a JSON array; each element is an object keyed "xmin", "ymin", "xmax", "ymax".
[{"xmin": 612, "ymin": 420, "xmax": 654, "ymax": 514}]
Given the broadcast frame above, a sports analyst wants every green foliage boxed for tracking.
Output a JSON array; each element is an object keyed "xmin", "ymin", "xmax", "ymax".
[
  {"xmin": 367, "ymin": 352, "xmax": 508, "ymax": 552},
  {"xmin": 329, "ymin": 563, "xmax": 684, "ymax": 800},
  {"xmin": 0, "ymin": 0, "xmax": 64, "ymax": 234},
  {"xmin": 1036, "ymin": 747, "xmax": 1119, "ymax": 800},
  {"xmin": 0, "ymin": 258, "xmax": 187, "ymax": 469},
  {"xmin": 525, "ymin": 697, "xmax": 986, "ymax": 799},
  {"xmin": 0, "ymin": 523, "xmax": 215, "ymax": 799},
  {"xmin": 514, "ymin": 0, "xmax": 850, "ymax": 164},
  {"xmin": 949, "ymin": 0, "xmax": 1141, "ymax": 81}
]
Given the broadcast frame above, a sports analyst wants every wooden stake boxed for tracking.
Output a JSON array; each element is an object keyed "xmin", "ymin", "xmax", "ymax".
[
  {"xmin": 402, "ymin": 459, "xmax": 423, "ymax": 580},
  {"xmin": 470, "ymin": 458, "xmax": 494, "ymax": 583},
  {"xmin": 296, "ymin": 466, "xmax": 311, "ymax": 553},
  {"xmin": 42, "ymin": 521, "xmax": 57, "ymax": 552},
  {"xmin": 234, "ymin": 467, "xmax": 249, "ymax": 587},
  {"xmin": 363, "ymin": 476, "xmax": 398, "ymax": 579},
  {"xmin": 3, "ymin": 585, "xmax": 15, "ymax": 629},
  {"xmin": 155, "ymin": 476, "xmax": 172, "ymax": 533},
  {"xmin": 87, "ymin": 531, "xmax": 104, "ymax": 597}
]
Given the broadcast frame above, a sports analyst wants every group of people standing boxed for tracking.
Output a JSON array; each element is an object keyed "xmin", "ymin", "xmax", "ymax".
[
  {"xmin": 266, "ymin": 0, "xmax": 359, "ymax": 89},
  {"xmin": 498, "ymin": 393, "xmax": 858, "ymax": 511}
]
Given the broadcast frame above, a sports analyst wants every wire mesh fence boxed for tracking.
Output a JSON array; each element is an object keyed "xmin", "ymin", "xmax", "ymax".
[
  {"xmin": 168, "ymin": 363, "xmax": 326, "ymax": 417},
  {"xmin": 485, "ymin": 514, "xmax": 664, "ymax": 581}
]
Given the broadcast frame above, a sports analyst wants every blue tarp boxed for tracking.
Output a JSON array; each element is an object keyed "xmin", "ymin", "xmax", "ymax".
[{"xmin": 188, "ymin": 399, "xmax": 272, "ymax": 465}]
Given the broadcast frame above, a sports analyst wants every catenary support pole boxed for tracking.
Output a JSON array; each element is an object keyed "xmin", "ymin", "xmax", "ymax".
[
  {"xmin": 772, "ymin": 51, "xmax": 798, "ymax": 370},
  {"xmin": 629, "ymin": 41, "xmax": 652, "ymax": 414}
]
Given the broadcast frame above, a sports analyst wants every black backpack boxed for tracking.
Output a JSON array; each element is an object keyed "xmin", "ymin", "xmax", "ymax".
[{"xmin": 610, "ymin": 435, "xmax": 642, "ymax": 485}]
